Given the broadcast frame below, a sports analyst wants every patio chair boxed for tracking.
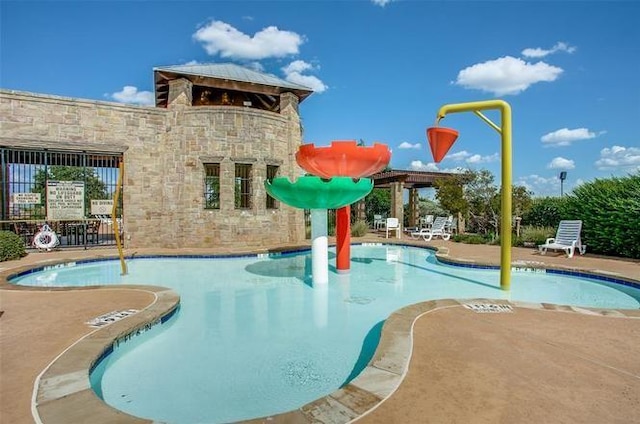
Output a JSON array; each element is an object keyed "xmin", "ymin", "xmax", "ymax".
[
  {"xmin": 411, "ymin": 216, "xmax": 450, "ymax": 241},
  {"xmin": 373, "ymin": 214, "xmax": 385, "ymax": 230},
  {"xmin": 538, "ymin": 220, "xmax": 586, "ymax": 258},
  {"xmin": 385, "ymin": 217, "xmax": 401, "ymax": 239}
]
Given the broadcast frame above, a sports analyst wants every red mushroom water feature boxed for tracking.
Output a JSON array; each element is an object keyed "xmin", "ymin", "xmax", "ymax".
[{"xmin": 295, "ymin": 141, "xmax": 391, "ymax": 273}]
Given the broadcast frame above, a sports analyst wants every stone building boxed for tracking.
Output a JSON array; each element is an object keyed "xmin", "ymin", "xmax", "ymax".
[{"xmin": 0, "ymin": 63, "xmax": 314, "ymax": 249}]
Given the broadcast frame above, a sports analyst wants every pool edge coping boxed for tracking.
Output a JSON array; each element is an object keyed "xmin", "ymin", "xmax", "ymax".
[{"xmin": 1, "ymin": 243, "xmax": 638, "ymax": 424}]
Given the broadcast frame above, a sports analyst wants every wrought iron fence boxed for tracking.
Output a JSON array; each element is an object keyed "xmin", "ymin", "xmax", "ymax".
[{"xmin": 0, "ymin": 147, "xmax": 123, "ymax": 248}]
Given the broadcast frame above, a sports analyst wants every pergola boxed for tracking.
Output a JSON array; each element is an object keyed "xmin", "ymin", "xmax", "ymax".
[{"xmin": 356, "ymin": 169, "xmax": 455, "ymax": 228}]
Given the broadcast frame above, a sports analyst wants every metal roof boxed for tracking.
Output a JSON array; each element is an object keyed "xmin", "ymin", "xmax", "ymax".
[{"xmin": 153, "ymin": 63, "xmax": 313, "ymax": 92}]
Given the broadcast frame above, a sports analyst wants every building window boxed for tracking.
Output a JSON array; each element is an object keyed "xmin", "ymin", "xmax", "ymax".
[
  {"xmin": 235, "ymin": 163, "xmax": 252, "ymax": 209},
  {"xmin": 204, "ymin": 163, "xmax": 220, "ymax": 209},
  {"xmin": 266, "ymin": 165, "xmax": 279, "ymax": 209}
]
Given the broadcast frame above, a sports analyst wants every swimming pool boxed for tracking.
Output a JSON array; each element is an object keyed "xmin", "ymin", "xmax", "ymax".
[{"xmin": 11, "ymin": 245, "xmax": 640, "ymax": 423}]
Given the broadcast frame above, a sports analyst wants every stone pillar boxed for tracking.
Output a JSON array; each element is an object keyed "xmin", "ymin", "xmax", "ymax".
[
  {"xmin": 408, "ymin": 188, "xmax": 419, "ymax": 228},
  {"xmin": 390, "ymin": 182, "xmax": 404, "ymax": 228},
  {"xmin": 280, "ymin": 92, "xmax": 299, "ymax": 115},
  {"xmin": 167, "ymin": 78, "xmax": 193, "ymax": 109},
  {"xmin": 355, "ymin": 199, "xmax": 366, "ymax": 222}
]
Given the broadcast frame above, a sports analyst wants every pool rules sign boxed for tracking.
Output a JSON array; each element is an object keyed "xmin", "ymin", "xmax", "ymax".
[{"xmin": 46, "ymin": 181, "xmax": 85, "ymax": 220}]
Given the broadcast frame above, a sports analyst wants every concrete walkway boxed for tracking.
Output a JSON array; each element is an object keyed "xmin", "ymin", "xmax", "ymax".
[{"xmin": 0, "ymin": 234, "xmax": 638, "ymax": 423}]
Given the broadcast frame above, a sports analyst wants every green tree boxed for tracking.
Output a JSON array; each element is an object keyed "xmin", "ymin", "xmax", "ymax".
[
  {"xmin": 33, "ymin": 166, "xmax": 109, "ymax": 218},
  {"xmin": 434, "ymin": 171, "xmax": 471, "ymax": 216},
  {"xmin": 512, "ymin": 185, "xmax": 534, "ymax": 218},
  {"xmin": 364, "ymin": 188, "xmax": 391, "ymax": 223},
  {"xmin": 435, "ymin": 169, "xmax": 532, "ymax": 236},
  {"xmin": 465, "ymin": 170, "xmax": 499, "ymax": 235}
]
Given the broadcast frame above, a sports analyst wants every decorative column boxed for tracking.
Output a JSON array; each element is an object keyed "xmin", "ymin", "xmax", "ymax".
[
  {"xmin": 390, "ymin": 181, "xmax": 404, "ymax": 228},
  {"xmin": 336, "ymin": 205, "xmax": 350, "ymax": 273},
  {"xmin": 409, "ymin": 188, "xmax": 419, "ymax": 228}
]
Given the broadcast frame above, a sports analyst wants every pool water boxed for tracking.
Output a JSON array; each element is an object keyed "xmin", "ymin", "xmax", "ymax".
[{"xmin": 12, "ymin": 245, "xmax": 640, "ymax": 423}]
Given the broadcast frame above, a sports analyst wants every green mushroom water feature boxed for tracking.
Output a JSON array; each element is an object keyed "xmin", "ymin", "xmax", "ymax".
[{"xmin": 264, "ymin": 176, "xmax": 373, "ymax": 285}]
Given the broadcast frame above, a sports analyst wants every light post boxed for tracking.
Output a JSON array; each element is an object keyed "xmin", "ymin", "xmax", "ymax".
[
  {"xmin": 427, "ymin": 99, "xmax": 512, "ymax": 290},
  {"xmin": 559, "ymin": 171, "xmax": 567, "ymax": 196}
]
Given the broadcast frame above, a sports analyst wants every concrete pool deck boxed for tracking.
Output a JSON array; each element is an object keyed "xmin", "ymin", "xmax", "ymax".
[{"xmin": 1, "ymin": 234, "xmax": 638, "ymax": 423}]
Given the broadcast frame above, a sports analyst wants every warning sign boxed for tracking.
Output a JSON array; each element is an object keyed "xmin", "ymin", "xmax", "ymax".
[
  {"xmin": 91, "ymin": 199, "xmax": 114, "ymax": 215},
  {"xmin": 11, "ymin": 192, "xmax": 41, "ymax": 204},
  {"xmin": 46, "ymin": 181, "xmax": 85, "ymax": 220}
]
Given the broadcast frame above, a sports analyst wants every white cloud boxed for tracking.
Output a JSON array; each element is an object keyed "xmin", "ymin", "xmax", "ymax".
[
  {"xmin": 445, "ymin": 150, "xmax": 471, "ymax": 161},
  {"xmin": 247, "ymin": 61, "xmax": 264, "ymax": 72},
  {"xmin": 466, "ymin": 153, "xmax": 499, "ymax": 164},
  {"xmin": 454, "ymin": 56, "xmax": 563, "ymax": 96},
  {"xmin": 547, "ymin": 156, "xmax": 575, "ymax": 169},
  {"xmin": 409, "ymin": 160, "xmax": 466, "ymax": 173},
  {"xmin": 441, "ymin": 150, "xmax": 498, "ymax": 164},
  {"xmin": 541, "ymin": 127, "xmax": 598, "ymax": 146},
  {"xmin": 398, "ymin": 142, "xmax": 421, "ymax": 149},
  {"xmin": 110, "ymin": 86, "xmax": 154, "ymax": 106},
  {"xmin": 410, "ymin": 160, "xmax": 439, "ymax": 172},
  {"xmin": 522, "ymin": 42, "xmax": 577, "ymax": 58},
  {"xmin": 595, "ymin": 145, "xmax": 640, "ymax": 171},
  {"xmin": 371, "ymin": 0, "xmax": 394, "ymax": 6},
  {"xmin": 193, "ymin": 20, "xmax": 304, "ymax": 60},
  {"xmin": 282, "ymin": 60, "xmax": 312, "ymax": 74},
  {"xmin": 516, "ymin": 174, "xmax": 563, "ymax": 197},
  {"xmin": 282, "ymin": 60, "xmax": 328, "ymax": 93}
]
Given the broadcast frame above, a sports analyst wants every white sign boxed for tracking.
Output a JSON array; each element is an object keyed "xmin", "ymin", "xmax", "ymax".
[
  {"xmin": 91, "ymin": 199, "xmax": 114, "ymax": 215},
  {"xmin": 11, "ymin": 192, "xmax": 41, "ymax": 204},
  {"xmin": 46, "ymin": 181, "xmax": 85, "ymax": 220},
  {"xmin": 463, "ymin": 303, "xmax": 514, "ymax": 314}
]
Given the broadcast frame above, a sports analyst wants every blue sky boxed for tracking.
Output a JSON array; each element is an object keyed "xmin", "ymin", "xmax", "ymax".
[{"xmin": 1, "ymin": 0, "xmax": 639, "ymax": 197}]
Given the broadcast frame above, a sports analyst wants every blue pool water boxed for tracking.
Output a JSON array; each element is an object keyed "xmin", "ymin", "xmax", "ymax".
[{"xmin": 11, "ymin": 245, "xmax": 640, "ymax": 423}]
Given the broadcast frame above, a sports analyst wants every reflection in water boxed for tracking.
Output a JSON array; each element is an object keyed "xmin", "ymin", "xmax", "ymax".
[{"xmin": 312, "ymin": 283, "xmax": 328, "ymax": 328}]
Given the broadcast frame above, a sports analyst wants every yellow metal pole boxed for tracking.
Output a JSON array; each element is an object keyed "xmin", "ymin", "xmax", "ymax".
[
  {"xmin": 112, "ymin": 160, "xmax": 127, "ymax": 275},
  {"xmin": 435, "ymin": 100, "xmax": 512, "ymax": 290}
]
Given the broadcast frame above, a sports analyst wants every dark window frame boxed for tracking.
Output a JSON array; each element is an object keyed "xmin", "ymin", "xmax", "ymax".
[
  {"xmin": 234, "ymin": 163, "xmax": 252, "ymax": 209},
  {"xmin": 203, "ymin": 163, "xmax": 220, "ymax": 210},
  {"xmin": 266, "ymin": 165, "xmax": 279, "ymax": 209}
]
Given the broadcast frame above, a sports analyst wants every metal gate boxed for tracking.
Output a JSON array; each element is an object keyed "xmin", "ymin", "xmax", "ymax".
[{"xmin": 0, "ymin": 147, "xmax": 123, "ymax": 249}]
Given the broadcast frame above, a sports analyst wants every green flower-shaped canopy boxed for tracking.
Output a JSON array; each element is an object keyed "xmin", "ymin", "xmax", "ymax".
[{"xmin": 265, "ymin": 176, "xmax": 373, "ymax": 209}]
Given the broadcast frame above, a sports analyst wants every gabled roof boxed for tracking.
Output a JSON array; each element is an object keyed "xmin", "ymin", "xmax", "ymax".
[
  {"xmin": 153, "ymin": 63, "xmax": 314, "ymax": 107},
  {"xmin": 371, "ymin": 169, "xmax": 456, "ymax": 189}
]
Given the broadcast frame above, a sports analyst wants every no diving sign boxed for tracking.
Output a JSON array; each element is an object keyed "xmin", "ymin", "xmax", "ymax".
[
  {"xmin": 91, "ymin": 199, "xmax": 114, "ymax": 215},
  {"xmin": 463, "ymin": 303, "xmax": 514, "ymax": 313}
]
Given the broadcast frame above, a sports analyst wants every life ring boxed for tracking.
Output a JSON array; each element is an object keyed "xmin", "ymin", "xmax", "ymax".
[{"xmin": 33, "ymin": 224, "xmax": 59, "ymax": 251}]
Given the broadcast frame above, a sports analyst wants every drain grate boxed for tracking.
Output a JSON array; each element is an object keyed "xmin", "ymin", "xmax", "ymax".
[
  {"xmin": 463, "ymin": 303, "xmax": 513, "ymax": 313},
  {"xmin": 87, "ymin": 309, "xmax": 138, "ymax": 328}
]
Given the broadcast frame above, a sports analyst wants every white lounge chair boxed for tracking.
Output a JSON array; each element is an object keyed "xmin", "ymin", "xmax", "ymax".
[
  {"xmin": 385, "ymin": 217, "xmax": 401, "ymax": 239},
  {"xmin": 538, "ymin": 220, "xmax": 586, "ymax": 258},
  {"xmin": 411, "ymin": 216, "xmax": 450, "ymax": 241}
]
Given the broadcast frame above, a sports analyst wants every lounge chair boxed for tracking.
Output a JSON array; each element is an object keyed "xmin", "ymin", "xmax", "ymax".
[
  {"xmin": 411, "ymin": 216, "xmax": 450, "ymax": 241},
  {"xmin": 538, "ymin": 220, "xmax": 586, "ymax": 258}
]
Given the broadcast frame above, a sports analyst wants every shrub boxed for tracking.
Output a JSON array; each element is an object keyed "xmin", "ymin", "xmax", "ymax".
[
  {"xmin": 452, "ymin": 233, "xmax": 489, "ymax": 244},
  {"xmin": 522, "ymin": 196, "xmax": 569, "ymax": 227},
  {"xmin": 350, "ymin": 220, "xmax": 369, "ymax": 237},
  {"xmin": 564, "ymin": 173, "xmax": 640, "ymax": 258},
  {"xmin": 518, "ymin": 225, "xmax": 555, "ymax": 246},
  {"xmin": 0, "ymin": 231, "xmax": 27, "ymax": 262}
]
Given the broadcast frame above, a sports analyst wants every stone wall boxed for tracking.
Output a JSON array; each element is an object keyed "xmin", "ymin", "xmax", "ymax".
[{"xmin": 0, "ymin": 89, "xmax": 306, "ymax": 249}]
